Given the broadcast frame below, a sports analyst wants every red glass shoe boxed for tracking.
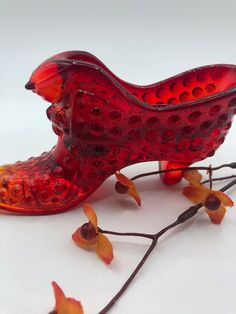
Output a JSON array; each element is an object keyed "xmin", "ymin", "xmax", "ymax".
[{"xmin": 0, "ymin": 51, "xmax": 236, "ymax": 214}]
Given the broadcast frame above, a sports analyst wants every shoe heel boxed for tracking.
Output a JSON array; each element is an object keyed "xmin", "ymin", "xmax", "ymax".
[{"xmin": 159, "ymin": 161, "xmax": 191, "ymax": 185}]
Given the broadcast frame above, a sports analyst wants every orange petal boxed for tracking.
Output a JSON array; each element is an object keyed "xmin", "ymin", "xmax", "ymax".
[
  {"xmin": 115, "ymin": 172, "xmax": 134, "ymax": 188},
  {"xmin": 52, "ymin": 281, "xmax": 66, "ymax": 310},
  {"xmin": 206, "ymin": 206, "xmax": 226, "ymax": 224},
  {"xmin": 182, "ymin": 169, "xmax": 202, "ymax": 185},
  {"xmin": 128, "ymin": 187, "xmax": 141, "ymax": 206},
  {"xmin": 72, "ymin": 227, "xmax": 97, "ymax": 249},
  {"xmin": 96, "ymin": 233, "xmax": 113, "ymax": 265},
  {"xmin": 52, "ymin": 282, "xmax": 84, "ymax": 314},
  {"xmin": 57, "ymin": 297, "xmax": 84, "ymax": 314},
  {"xmin": 183, "ymin": 184, "xmax": 210, "ymax": 204},
  {"xmin": 214, "ymin": 191, "xmax": 234, "ymax": 207},
  {"xmin": 83, "ymin": 203, "xmax": 97, "ymax": 229}
]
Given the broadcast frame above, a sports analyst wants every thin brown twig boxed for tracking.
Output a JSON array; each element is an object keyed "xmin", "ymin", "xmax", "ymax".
[
  {"xmin": 130, "ymin": 162, "xmax": 236, "ymax": 182},
  {"xmin": 97, "ymin": 228, "xmax": 154, "ymax": 240},
  {"xmin": 98, "ymin": 238, "xmax": 157, "ymax": 314},
  {"xmin": 202, "ymin": 175, "xmax": 236, "ymax": 185},
  {"xmin": 208, "ymin": 164, "xmax": 213, "ymax": 189}
]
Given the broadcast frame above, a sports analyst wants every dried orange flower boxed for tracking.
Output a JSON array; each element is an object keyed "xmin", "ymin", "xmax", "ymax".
[
  {"xmin": 50, "ymin": 281, "xmax": 84, "ymax": 314},
  {"xmin": 72, "ymin": 203, "xmax": 113, "ymax": 265},
  {"xmin": 182, "ymin": 169, "xmax": 234, "ymax": 224},
  {"xmin": 115, "ymin": 172, "xmax": 141, "ymax": 206}
]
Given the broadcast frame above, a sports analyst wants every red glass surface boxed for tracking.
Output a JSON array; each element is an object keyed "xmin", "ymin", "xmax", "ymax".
[{"xmin": 1, "ymin": 51, "xmax": 236, "ymax": 214}]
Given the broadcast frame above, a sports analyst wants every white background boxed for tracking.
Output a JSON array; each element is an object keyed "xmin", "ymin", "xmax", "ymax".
[{"xmin": 1, "ymin": 0, "xmax": 236, "ymax": 313}]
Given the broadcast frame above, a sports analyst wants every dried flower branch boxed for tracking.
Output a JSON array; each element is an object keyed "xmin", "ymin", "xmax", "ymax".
[{"xmin": 97, "ymin": 177, "xmax": 236, "ymax": 313}]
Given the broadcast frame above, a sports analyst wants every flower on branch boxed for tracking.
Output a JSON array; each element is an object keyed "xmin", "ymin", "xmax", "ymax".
[
  {"xmin": 49, "ymin": 281, "xmax": 84, "ymax": 314},
  {"xmin": 182, "ymin": 169, "xmax": 234, "ymax": 224},
  {"xmin": 115, "ymin": 172, "xmax": 141, "ymax": 206},
  {"xmin": 72, "ymin": 203, "xmax": 113, "ymax": 265}
]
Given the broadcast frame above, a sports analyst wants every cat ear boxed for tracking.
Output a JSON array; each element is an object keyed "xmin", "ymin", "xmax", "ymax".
[{"xmin": 25, "ymin": 61, "xmax": 70, "ymax": 103}]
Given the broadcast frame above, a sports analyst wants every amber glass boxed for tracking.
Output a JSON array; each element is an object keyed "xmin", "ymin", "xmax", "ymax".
[{"xmin": 0, "ymin": 51, "xmax": 236, "ymax": 214}]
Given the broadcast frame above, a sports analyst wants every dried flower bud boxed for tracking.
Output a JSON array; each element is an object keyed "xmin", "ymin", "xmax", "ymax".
[
  {"xmin": 115, "ymin": 181, "xmax": 129, "ymax": 194},
  {"xmin": 205, "ymin": 194, "xmax": 221, "ymax": 211},
  {"xmin": 80, "ymin": 222, "xmax": 97, "ymax": 240}
]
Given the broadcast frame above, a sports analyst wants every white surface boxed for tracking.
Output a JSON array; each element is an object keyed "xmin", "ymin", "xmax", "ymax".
[{"xmin": 1, "ymin": 0, "xmax": 236, "ymax": 313}]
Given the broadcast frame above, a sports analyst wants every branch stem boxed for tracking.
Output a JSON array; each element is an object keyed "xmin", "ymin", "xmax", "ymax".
[
  {"xmin": 98, "ymin": 228, "xmax": 154, "ymax": 240},
  {"xmin": 98, "ymin": 238, "xmax": 157, "ymax": 314},
  {"xmin": 131, "ymin": 162, "xmax": 236, "ymax": 182},
  {"xmin": 202, "ymin": 175, "xmax": 236, "ymax": 185}
]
